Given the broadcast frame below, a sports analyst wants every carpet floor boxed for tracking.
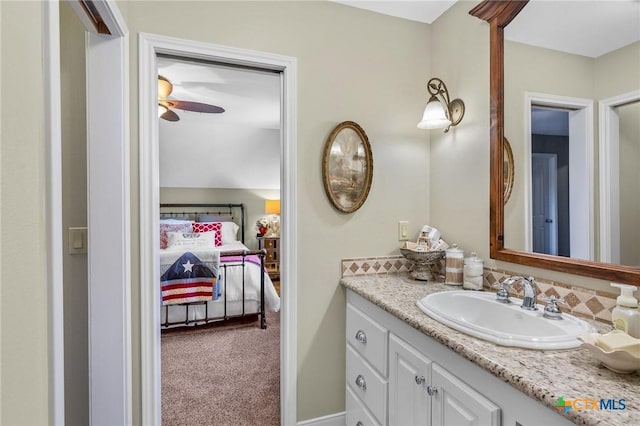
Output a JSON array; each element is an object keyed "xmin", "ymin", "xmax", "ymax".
[{"xmin": 161, "ymin": 312, "xmax": 280, "ymax": 426}]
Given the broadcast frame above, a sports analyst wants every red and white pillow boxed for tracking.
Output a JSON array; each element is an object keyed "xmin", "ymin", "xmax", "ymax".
[{"xmin": 192, "ymin": 222, "xmax": 223, "ymax": 247}]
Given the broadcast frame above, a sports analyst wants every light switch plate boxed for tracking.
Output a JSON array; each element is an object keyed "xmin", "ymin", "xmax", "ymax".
[
  {"xmin": 69, "ymin": 227, "xmax": 88, "ymax": 254},
  {"xmin": 398, "ymin": 221, "xmax": 409, "ymax": 241}
]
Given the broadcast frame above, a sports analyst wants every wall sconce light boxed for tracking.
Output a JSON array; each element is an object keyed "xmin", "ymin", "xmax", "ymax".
[{"xmin": 417, "ymin": 77, "xmax": 465, "ymax": 133}]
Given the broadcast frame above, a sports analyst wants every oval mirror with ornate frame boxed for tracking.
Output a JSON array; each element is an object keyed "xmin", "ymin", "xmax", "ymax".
[
  {"xmin": 503, "ymin": 138, "xmax": 514, "ymax": 205},
  {"xmin": 322, "ymin": 121, "xmax": 373, "ymax": 213},
  {"xmin": 470, "ymin": 0, "xmax": 640, "ymax": 285}
]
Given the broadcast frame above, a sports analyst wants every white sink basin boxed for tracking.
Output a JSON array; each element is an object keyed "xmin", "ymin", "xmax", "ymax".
[{"xmin": 417, "ymin": 291, "xmax": 596, "ymax": 350}]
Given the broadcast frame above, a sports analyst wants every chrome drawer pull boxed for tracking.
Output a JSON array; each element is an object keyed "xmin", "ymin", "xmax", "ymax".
[
  {"xmin": 426, "ymin": 385, "xmax": 438, "ymax": 396},
  {"xmin": 415, "ymin": 375, "xmax": 425, "ymax": 385},
  {"xmin": 355, "ymin": 330, "xmax": 367, "ymax": 344},
  {"xmin": 355, "ymin": 374, "xmax": 367, "ymax": 391}
]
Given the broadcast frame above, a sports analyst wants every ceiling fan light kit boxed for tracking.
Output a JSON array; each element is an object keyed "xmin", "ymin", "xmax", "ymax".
[{"xmin": 157, "ymin": 75, "xmax": 225, "ymax": 122}]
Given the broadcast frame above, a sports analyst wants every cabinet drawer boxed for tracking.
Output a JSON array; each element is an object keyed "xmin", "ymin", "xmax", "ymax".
[
  {"xmin": 347, "ymin": 303, "xmax": 388, "ymax": 376},
  {"xmin": 347, "ymin": 345, "xmax": 387, "ymax": 425},
  {"xmin": 346, "ymin": 386, "xmax": 382, "ymax": 426},
  {"xmin": 262, "ymin": 238, "xmax": 277, "ymax": 249}
]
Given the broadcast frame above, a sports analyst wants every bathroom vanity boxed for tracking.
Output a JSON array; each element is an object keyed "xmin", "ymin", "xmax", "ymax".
[{"xmin": 342, "ymin": 274, "xmax": 640, "ymax": 426}]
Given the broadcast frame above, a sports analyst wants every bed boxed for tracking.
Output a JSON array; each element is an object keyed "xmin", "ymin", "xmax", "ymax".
[{"xmin": 159, "ymin": 203, "xmax": 280, "ymax": 329}]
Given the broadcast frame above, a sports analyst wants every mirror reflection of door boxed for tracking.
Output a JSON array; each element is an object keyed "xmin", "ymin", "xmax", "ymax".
[
  {"xmin": 531, "ymin": 153, "xmax": 558, "ymax": 255},
  {"xmin": 529, "ymin": 105, "xmax": 591, "ymax": 259},
  {"xmin": 611, "ymin": 100, "xmax": 640, "ymax": 266}
]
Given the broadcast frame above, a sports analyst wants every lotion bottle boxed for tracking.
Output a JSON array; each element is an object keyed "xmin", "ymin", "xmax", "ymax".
[{"xmin": 610, "ymin": 283, "xmax": 640, "ymax": 338}]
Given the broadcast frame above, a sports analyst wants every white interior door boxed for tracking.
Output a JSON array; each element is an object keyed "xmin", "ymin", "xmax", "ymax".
[{"xmin": 532, "ymin": 153, "xmax": 558, "ymax": 255}]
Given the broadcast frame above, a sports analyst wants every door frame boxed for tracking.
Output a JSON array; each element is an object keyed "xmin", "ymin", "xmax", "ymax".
[
  {"xmin": 523, "ymin": 92, "xmax": 594, "ymax": 258},
  {"xmin": 138, "ymin": 33, "xmax": 298, "ymax": 426},
  {"xmin": 599, "ymin": 90, "xmax": 640, "ymax": 263},
  {"xmin": 46, "ymin": 0, "xmax": 131, "ymax": 424},
  {"xmin": 43, "ymin": 2, "xmax": 65, "ymax": 423}
]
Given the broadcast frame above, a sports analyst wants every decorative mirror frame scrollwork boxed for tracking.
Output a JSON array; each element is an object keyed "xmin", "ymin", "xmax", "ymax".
[
  {"xmin": 503, "ymin": 138, "xmax": 514, "ymax": 204},
  {"xmin": 470, "ymin": 0, "xmax": 640, "ymax": 285},
  {"xmin": 322, "ymin": 121, "xmax": 373, "ymax": 214}
]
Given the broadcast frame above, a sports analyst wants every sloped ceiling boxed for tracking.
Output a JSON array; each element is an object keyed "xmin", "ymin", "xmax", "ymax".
[{"xmin": 158, "ymin": 57, "xmax": 281, "ymax": 189}]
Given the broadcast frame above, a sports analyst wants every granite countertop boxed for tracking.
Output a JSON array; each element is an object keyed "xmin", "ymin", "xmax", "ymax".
[{"xmin": 341, "ymin": 273, "xmax": 640, "ymax": 426}]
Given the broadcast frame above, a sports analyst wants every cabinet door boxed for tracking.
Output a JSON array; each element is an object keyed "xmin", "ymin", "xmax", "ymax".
[
  {"xmin": 388, "ymin": 335, "xmax": 432, "ymax": 426},
  {"xmin": 431, "ymin": 364, "xmax": 500, "ymax": 426}
]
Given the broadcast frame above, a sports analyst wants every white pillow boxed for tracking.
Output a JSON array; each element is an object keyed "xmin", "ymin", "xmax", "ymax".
[
  {"xmin": 160, "ymin": 218, "xmax": 193, "ymax": 224},
  {"xmin": 166, "ymin": 231, "xmax": 216, "ymax": 248},
  {"xmin": 221, "ymin": 222, "xmax": 240, "ymax": 244}
]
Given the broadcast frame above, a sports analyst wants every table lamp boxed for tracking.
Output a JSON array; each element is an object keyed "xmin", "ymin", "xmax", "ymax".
[{"xmin": 264, "ymin": 199, "xmax": 281, "ymax": 237}]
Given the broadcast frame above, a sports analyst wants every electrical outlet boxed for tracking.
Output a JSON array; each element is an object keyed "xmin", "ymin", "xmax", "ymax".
[{"xmin": 398, "ymin": 221, "xmax": 409, "ymax": 241}]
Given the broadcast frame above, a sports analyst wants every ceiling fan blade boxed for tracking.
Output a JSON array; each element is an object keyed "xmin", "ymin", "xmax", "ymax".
[
  {"xmin": 170, "ymin": 100, "xmax": 225, "ymax": 114},
  {"xmin": 160, "ymin": 109, "xmax": 180, "ymax": 122}
]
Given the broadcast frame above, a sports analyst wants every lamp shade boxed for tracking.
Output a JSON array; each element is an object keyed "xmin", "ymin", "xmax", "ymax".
[
  {"xmin": 417, "ymin": 97, "xmax": 451, "ymax": 130},
  {"xmin": 265, "ymin": 199, "xmax": 280, "ymax": 215}
]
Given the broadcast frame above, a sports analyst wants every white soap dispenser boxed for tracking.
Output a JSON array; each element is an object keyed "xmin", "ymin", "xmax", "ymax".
[{"xmin": 610, "ymin": 283, "xmax": 640, "ymax": 338}]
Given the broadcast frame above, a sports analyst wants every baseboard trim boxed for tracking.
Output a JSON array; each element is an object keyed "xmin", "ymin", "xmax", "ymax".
[{"xmin": 298, "ymin": 412, "xmax": 345, "ymax": 426}]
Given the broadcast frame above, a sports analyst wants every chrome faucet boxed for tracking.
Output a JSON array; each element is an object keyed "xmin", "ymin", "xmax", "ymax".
[{"xmin": 496, "ymin": 276, "xmax": 538, "ymax": 311}]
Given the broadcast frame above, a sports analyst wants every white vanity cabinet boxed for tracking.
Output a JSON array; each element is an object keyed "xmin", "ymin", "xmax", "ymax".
[
  {"xmin": 389, "ymin": 335, "xmax": 500, "ymax": 426},
  {"xmin": 346, "ymin": 290, "xmax": 574, "ymax": 426}
]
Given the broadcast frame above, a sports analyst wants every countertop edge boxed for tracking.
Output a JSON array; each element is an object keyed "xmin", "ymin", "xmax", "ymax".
[{"xmin": 341, "ymin": 275, "xmax": 639, "ymax": 426}]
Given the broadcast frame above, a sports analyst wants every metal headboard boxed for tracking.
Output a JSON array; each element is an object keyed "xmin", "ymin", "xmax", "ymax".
[{"xmin": 159, "ymin": 203, "xmax": 245, "ymax": 243}]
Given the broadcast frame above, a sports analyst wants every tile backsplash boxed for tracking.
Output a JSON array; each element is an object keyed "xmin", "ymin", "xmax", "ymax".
[
  {"xmin": 341, "ymin": 255, "xmax": 412, "ymax": 276},
  {"xmin": 483, "ymin": 268, "xmax": 616, "ymax": 325},
  {"xmin": 341, "ymin": 257, "xmax": 617, "ymax": 325}
]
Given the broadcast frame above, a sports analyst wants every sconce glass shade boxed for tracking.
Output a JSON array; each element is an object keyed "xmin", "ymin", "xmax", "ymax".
[
  {"xmin": 417, "ymin": 96, "xmax": 451, "ymax": 130},
  {"xmin": 265, "ymin": 199, "xmax": 281, "ymax": 215}
]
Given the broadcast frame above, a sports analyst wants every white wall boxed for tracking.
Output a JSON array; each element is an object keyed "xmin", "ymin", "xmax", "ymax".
[
  {"xmin": 126, "ymin": 1, "xmax": 431, "ymax": 421},
  {"xmin": 1, "ymin": 1, "xmax": 50, "ymax": 424},
  {"xmin": 429, "ymin": 1, "xmax": 490, "ymax": 258}
]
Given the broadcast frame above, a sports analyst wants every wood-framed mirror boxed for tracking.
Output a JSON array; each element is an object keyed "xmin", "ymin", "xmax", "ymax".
[
  {"xmin": 503, "ymin": 138, "xmax": 514, "ymax": 205},
  {"xmin": 322, "ymin": 121, "xmax": 373, "ymax": 213},
  {"xmin": 470, "ymin": 0, "xmax": 640, "ymax": 285}
]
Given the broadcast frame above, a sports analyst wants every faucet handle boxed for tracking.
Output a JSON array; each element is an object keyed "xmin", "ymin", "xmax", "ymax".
[
  {"xmin": 541, "ymin": 295, "xmax": 566, "ymax": 320},
  {"xmin": 492, "ymin": 280, "xmax": 513, "ymax": 304},
  {"xmin": 541, "ymin": 295, "xmax": 566, "ymax": 304}
]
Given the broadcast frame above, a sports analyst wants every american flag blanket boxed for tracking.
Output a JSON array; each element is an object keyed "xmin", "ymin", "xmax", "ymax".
[{"xmin": 160, "ymin": 251, "xmax": 220, "ymax": 305}]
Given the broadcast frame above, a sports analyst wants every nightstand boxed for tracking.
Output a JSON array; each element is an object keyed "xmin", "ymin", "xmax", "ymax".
[{"xmin": 257, "ymin": 236, "xmax": 280, "ymax": 281}]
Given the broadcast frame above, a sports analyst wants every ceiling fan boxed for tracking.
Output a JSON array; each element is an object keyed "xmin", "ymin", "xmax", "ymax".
[{"xmin": 158, "ymin": 75, "xmax": 225, "ymax": 122}]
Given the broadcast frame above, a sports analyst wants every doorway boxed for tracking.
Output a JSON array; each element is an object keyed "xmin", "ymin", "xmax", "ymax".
[
  {"xmin": 599, "ymin": 91, "xmax": 640, "ymax": 265},
  {"xmin": 157, "ymin": 56, "xmax": 282, "ymax": 424},
  {"xmin": 139, "ymin": 33, "xmax": 297, "ymax": 425},
  {"xmin": 524, "ymin": 93, "xmax": 594, "ymax": 260}
]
